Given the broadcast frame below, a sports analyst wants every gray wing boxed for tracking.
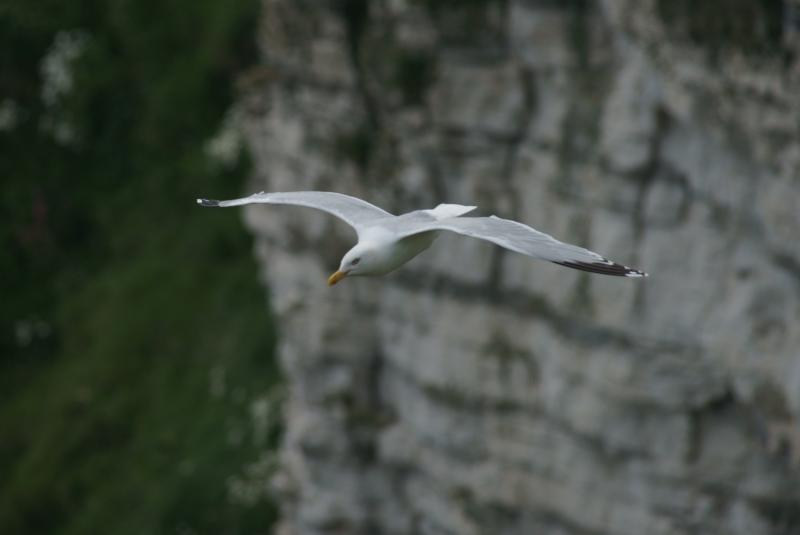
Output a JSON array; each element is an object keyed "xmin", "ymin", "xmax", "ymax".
[
  {"xmin": 197, "ymin": 191, "xmax": 392, "ymax": 234},
  {"xmin": 389, "ymin": 214, "xmax": 647, "ymax": 277}
]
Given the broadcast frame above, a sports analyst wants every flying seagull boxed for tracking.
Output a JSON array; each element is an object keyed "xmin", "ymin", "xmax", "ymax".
[{"xmin": 197, "ymin": 191, "xmax": 647, "ymax": 285}]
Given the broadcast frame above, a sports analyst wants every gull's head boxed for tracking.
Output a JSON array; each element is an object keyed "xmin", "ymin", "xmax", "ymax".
[{"xmin": 327, "ymin": 243, "xmax": 374, "ymax": 286}]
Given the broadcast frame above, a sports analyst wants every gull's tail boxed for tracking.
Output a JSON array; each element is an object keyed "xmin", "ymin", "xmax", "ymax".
[{"xmin": 427, "ymin": 203, "xmax": 477, "ymax": 220}]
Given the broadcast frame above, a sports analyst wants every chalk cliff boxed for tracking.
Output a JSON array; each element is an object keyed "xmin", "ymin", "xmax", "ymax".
[{"xmin": 239, "ymin": 1, "xmax": 800, "ymax": 533}]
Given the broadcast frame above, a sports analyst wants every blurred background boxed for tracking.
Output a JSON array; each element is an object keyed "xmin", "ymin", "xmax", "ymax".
[
  {"xmin": 3, "ymin": 1, "xmax": 800, "ymax": 535},
  {"xmin": 1, "ymin": 0, "xmax": 281, "ymax": 533}
]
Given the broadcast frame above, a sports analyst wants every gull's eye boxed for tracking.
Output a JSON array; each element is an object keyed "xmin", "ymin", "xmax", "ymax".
[{"xmin": 351, "ymin": 258, "xmax": 360, "ymax": 265}]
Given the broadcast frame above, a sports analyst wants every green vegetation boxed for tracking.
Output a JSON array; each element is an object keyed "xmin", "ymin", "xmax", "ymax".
[
  {"xmin": 333, "ymin": 124, "xmax": 375, "ymax": 172},
  {"xmin": 411, "ymin": 0, "xmax": 507, "ymax": 13},
  {"xmin": 394, "ymin": 50, "xmax": 436, "ymax": 107},
  {"xmin": 0, "ymin": 1, "xmax": 281, "ymax": 533}
]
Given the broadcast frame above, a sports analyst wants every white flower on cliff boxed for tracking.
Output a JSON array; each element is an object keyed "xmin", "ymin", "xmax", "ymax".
[
  {"xmin": 41, "ymin": 30, "xmax": 89, "ymax": 107},
  {"xmin": 0, "ymin": 99, "xmax": 20, "ymax": 132},
  {"xmin": 205, "ymin": 107, "xmax": 244, "ymax": 167},
  {"xmin": 39, "ymin": 30, "xmax": 89, "ymax": 145}
]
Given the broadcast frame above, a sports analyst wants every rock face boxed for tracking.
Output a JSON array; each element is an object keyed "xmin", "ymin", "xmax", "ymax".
[{"xmin": 239, "ymin": 1, "xmax": 800, "ymax": 534}]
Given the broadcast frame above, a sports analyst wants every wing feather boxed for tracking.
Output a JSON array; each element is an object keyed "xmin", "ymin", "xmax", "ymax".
[
  {"xmin": 389, "ymin": 214, "xmax": 647, "ymax": 278},
  {"xmin": 197, "ymin": 191, "xmax": 392, "ymax": 235}
]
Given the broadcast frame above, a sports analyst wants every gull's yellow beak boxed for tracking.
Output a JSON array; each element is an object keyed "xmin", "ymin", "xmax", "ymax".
[{"xmin": 327, "ymin": 270, "xmax": 348, "ymax": 286}]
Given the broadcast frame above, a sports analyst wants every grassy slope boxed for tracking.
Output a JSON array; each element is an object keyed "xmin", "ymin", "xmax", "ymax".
[{"xmin": 0, "ymin": 0, "xmax": 280, "ymax": 533}]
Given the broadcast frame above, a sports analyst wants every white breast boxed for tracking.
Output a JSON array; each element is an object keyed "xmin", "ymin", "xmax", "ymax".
[{"xmin": 369, "ymin": 231, "xmax": 439, "ymax": 275}]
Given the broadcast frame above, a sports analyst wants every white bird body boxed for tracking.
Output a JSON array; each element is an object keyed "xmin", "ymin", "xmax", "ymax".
[
  {"xmin": 197, "ymin": 191, "xmax": 648, "ymax": 284},
  {"xmin": 342, "ymin": 230, "xmax": 438, "ymax": 276},
  {"xmin": 346, "ymin": 203, "xmax": 475, "ymax": 276}
]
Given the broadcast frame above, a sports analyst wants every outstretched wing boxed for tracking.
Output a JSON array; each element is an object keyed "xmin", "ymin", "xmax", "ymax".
[
  {"xmin": 388, "ymin": 214, "xmax": 647, "ymax": 277},
  {"xmin": 197, "ymin": 191, "xmax": 392, "ymax": 235}
]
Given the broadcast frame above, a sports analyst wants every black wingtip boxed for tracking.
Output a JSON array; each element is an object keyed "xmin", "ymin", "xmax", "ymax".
[
  {"xmin": 554, "ymin": 260, "xmax": 648, "ymax": 278},
  {"xmin": 197, "ymin": 198, "xmax": 220, "ymax": 207}
]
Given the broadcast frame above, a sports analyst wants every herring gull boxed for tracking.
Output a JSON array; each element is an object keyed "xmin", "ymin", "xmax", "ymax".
[{"xmin": 197, "ymin": 191, "xmax": 647, "ymax": 285}]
